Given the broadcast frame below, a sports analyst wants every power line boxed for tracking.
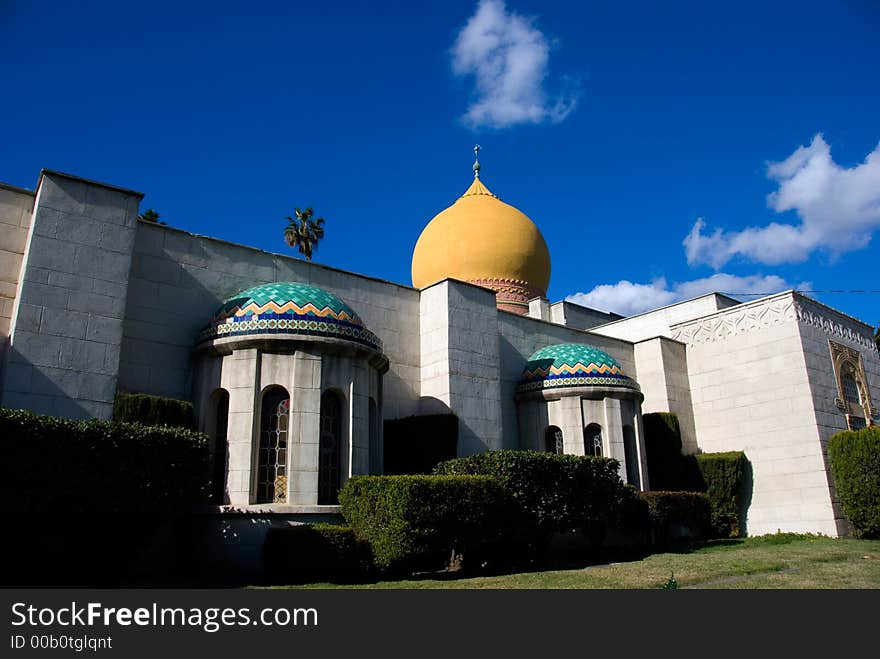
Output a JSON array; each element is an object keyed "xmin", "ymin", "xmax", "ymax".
[{"xmin": 721, "ymin": 289, "xmax": 880, "ymax": 296}]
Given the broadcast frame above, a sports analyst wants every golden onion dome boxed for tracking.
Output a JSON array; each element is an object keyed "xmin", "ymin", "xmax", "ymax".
[{"xmin": 411, "ymin": 155, "xmax": 551, "ymax": 315}]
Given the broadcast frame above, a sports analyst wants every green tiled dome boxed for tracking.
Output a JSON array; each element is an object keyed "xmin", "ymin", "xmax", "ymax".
[
  {"xmin": 198, "ymin": 281, "xmax": 381, "ymax": 352},
  {"xmin": 214, "ymin": 282, "xmax": 361, "ymax": 323},
  {"xmin": 518, "ymin": 343, "xmax": 637, "ymax": 393}
]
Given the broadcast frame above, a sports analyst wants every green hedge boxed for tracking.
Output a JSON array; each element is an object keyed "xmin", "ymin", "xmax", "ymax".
[
  {"xmin": 0, "ymin": 407, "xmax": 211, "ymax": 585},
  {"xmin": 689, "ymin": 452, "xmax": 749, "ymax": 537},
  {"xmin": 643, "ymin": 412, "xmax": 684, "ymax": 490},
  {"xmin": 113, "ymin": 392, "xmax": 194, "ymax": 429},
  {"xmin": 639, "ymin": 491, "xmax": 711, "ymax": 546},
  {"xmin": 828, "ymin": 427, "xmax": 880, "ymax": 538},
  {"xmin": 0, "ymin": 407, "xmax": 211, "ymax": 514},
  {"xmin": 383, "ymin": 414, "xmax": 458, "ymax": 474},
  {"xmin": 264, "ymin": 524, "xmax": 373, "ymax": 584},
  {"xmin": 339, "ymin": 475, "xmax": 507, "ymax": 572},
  {"xmin": 643, "ymin": 412, "xmax": 749, "ymax": 537},
  {"xmin": 434, "ymin": 450, "xmax": 628, "ymax": 554}
]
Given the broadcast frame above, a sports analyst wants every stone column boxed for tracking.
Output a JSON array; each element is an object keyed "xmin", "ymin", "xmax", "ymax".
[
  {"xmin": 350, "ymin": 359, "xmax": 370, "ymax": 479},
  {"xmin": 289, "ymin": 349, "xmax": 322, "ymax": 505},
  {"xmin": 603, "ymin": 397, "xmax": 625, "ymax": 481},
  {"xmin": 634, "ymin": 405, "xmax": 650, "ymax": 490},
  {"xmin": 558, "ymin": 396, "xmax": 585, "ymax": 455},
  {"xmin": 223, "ymin": 349, "xmax": 260, "ymax": 505}
]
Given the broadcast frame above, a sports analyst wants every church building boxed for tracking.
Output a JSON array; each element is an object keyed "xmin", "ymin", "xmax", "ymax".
[{"xmin": 1, "ymin": 152, "xmax": 877, "ymax": 538}]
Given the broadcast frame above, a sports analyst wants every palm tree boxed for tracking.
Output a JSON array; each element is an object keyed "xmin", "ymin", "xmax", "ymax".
[
  {"xmin": 138, "ymin": 208, "xmax": 160, "ymax": 222},
  {"xmin": 283, "ymin": 207, "xmax": 325, "ymax": 261}
]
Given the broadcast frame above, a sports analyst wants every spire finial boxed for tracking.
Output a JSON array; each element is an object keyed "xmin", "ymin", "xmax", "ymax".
[{"xmin": 473, "ymin": 144, "xmax": 481, "ymax": 179}]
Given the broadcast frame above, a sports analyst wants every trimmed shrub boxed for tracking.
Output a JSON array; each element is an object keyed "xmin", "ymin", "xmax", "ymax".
[
  {"xmin": 339, "ymin": 475, "xmax": 507, "ymax": 572},
  {"xmin": 643, "ymin": 412, "xmax": 683, "ymax": 490},
  {"xmin": 0, "ymin": 408, "xmax": 211, "ymax": 514},
  {"xmin": 828, "ymin": 427, "xmax": 880, "ymax": 538},
  {"xmin": 0, "ymin": 407, "xmax": 211, "ymax": 586},
  {"xmin": 383, "ymin": 414, "xmax": 458, "ymax": 474},
  {"xmin": 264, "ymin": 524, "xmax": 373, "ymax": 584},
  {"xmin": 689, "ymin": 452, "xmax": 749, "ymax": 537},
  {"xmin": 639, "ymin": 491, "xmax": 711, "ymax": 546},
  {"xmin": 644, "ymin": 412, "xmax": 750, "ymax": 537},
  {"xmin": 113, "ymin": 392, "xmax": 194, "ymax": 429},
  {"xmin": 434, "ymin": 450, "xmax": 629, "ymax": 554}
]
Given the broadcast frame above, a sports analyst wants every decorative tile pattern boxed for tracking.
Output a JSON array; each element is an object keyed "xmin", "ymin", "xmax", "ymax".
[
  {"xmin": 518, "ymin": 343, "xmax": 638, "ymax": 393},
  {"xmin": 197, "ymin": 281, "xmax": 382, "ymax": 352}
]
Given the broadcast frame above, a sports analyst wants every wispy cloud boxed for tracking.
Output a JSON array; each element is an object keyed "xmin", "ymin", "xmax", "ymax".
[
  {"xmin": 566, "ymin": 273, "xmax": 805, "ymax": 317},
  {"xmin": 685, "ymin": 134, "xmax": 880, "ymax": 268},
  {"xmin": 451, "ymin": 0, "xmax": 578, "ymax": 129}
]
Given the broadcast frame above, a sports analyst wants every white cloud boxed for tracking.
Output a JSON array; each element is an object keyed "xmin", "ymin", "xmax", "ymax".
[
  {"xmin": 451, "ymin": 0, "xmax": 578, "ymax": 129},
  {"xmin": 566, "ymin": 273, "xmax": 804, "ymax": 317},
  {"xmin": 684, "ymin": 134, "xmax": 880, "ymax": 268}
]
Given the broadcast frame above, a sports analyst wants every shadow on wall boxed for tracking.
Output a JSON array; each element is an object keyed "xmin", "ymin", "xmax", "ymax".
[
  {"xmin": 2, "ymin": 344, "xmax": 97, "ymax": 419},
  {"xmin": 740, "ymin": 459, "xmax": 754, "ymax": 538}
]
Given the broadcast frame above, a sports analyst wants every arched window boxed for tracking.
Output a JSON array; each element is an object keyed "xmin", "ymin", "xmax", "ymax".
[
  {"xmin": 544, "ymin": 426, "xmax": 564, "ymax": 454},
  {"xmin": 622, "ymin": 425, "xmax": 639, "ymax": 486},
  {"xmin": 584, "ymin": 423, "xmax": 603, "ymax": 457},
  {"xmin": 257, "ymin": 386, "xmax": 289, "ymax": 504},
  {"xmin": 368, "ymin": 397, "xmax": 380, "ymax": 475},
  {"xmin": 842, "ymin": 373, "xmax": 861, "ymax": 405},
  {"xmin": 210, "ymin": 389, "xmax": 229, "ymax": 504},
  {"xmin": 319, "ymin": 390, "xmax": 343, "ymax": 504}
]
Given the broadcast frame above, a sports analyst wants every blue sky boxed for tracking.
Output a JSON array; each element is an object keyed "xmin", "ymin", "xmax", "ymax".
[{"xmin": 2, "ymin": 0, "xmax": 879, "ymax": 325}]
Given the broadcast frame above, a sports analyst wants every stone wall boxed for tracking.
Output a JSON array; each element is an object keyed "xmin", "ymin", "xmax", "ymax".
[
  {"xmin": 550, "ymin": 300, "xmax": 623, "ymax": 330},
  {"xmin": 794, "ymin": 294, "xmax": 880, "ymax": 535},
  {"xmin": 2, "ymin": 171, "xmax": 141, "ymax": 419},
  {"xmin": 0, "ymin": 183, "xmax": 34, "ymax": 381},
  {"xmin": 117, "ymin": 221, "xmax": 421, "ymax": 420},
  {"xmin": 633, "ymin": 336, "xmax": 698, "ymax": 453},
  {"xmin": 670, "ymin": 292, "xmax": 838, "ymax": 536},
  {"xmin": 592, "ymin": 293, "xmax": 741, "ymax": 343},
  {"xmin": 418, "ymin": 279, "xmax": 503, "ymax": 456}
]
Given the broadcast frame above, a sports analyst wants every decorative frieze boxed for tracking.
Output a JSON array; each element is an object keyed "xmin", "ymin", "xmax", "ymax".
[
  {"xmin": 796, "ymin": 301, "xmax": 878, "ymax": 352},
  {"xmin": 670, "ymin": 294, "xmax": 796, "ymax": 345},
  {"xmin": 671, "ymin": 292, "xmax": 877, "ymax": 352}
]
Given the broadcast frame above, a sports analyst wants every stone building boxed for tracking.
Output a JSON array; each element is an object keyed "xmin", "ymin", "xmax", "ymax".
[{"xmin": 1, "ymin": 160, "xmax": 877, "ymax": 538}]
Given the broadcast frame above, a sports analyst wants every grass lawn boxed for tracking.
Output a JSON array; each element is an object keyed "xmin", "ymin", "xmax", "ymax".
[{"xmin": 277, "ymin": 535, "xmax": 880, "ymax": 589}]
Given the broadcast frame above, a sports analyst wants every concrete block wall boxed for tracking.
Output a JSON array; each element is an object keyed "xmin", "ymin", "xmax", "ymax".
[
  {"xmin": 671, "ymin": 292, "xmax": 838, "ymax": 536},
  {"xmin": 794, "ymin": 294, "xmax": 880, "ymax": 535},
  {"xmin": 0, "ymin": 183, "xmax": 34, "ymax": 381},
  {"xmin": 633, "ymin": 336, "xmax": 698, "ymax": 453},
  {"xmin": 2, "ymin": 171, "xmax": 142, "ymax": 419},
  {"xmin": 549, "ymin": 300, "xmax": 623, "ymax": 330},
  {"xmin": 418, "ymin": 280, "xmax": 504, "ymax": 455},
  {"xmin": 117, "ymin": 221, "xmax": 420, "ymax": 420},
  {"xmin": 592, "ymin": 293, "xmax": 741, "ymax": 343}
]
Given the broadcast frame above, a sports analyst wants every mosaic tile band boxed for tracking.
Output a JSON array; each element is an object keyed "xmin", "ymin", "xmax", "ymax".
[{"xmin": 517, "ymin": 374, "xmax": 639, "ymax": 393}]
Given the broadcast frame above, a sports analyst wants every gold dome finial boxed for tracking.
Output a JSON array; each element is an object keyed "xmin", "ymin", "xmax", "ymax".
[{"xmin": 473, "ymin": 144, "xmax": 481, "ymax": 179}]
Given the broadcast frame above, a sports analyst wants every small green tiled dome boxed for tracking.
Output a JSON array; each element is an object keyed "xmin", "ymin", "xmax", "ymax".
[
  {"xmin": 518, "ymin": 343, "xmax": 637, "ymax": 393},
  {"xmin": 198, "ymin": 281, "xmax": 381, "ymax": 351}
]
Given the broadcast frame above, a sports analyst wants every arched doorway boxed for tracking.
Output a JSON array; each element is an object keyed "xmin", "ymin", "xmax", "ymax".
[
  {"xmin": 584, "ymin": 423, "xmax": 603, "ymax": 457},
  {"xmin": 319, "ymin": 390, "xmax": 343, "ymax": 504},
  {"xmin": 256, "ymin": 386, "xmax": 289, "ymax": 504},
  {"xmin": 544, "ymin": 426, "xmax": 564, "ymax": 454}
]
